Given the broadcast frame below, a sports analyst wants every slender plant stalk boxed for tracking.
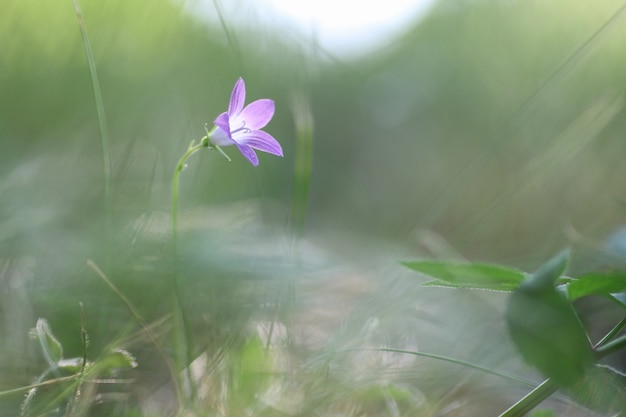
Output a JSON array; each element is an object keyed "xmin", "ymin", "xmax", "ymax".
[
  {"xmin": 65, "ymin": 303, "xmax": 89, "ymax": 417},
  {"xmin": 594, "ymin": 331, "xmax": 626, "ymax": 357},
  {"xmin": 499, "ymin": 378, "xmax": 560, "ymax": 417},
  {"xmin": 172, "ymin": 140, "xmax": 206, "ymax": 246},
  {"xmin": 170, "ymin": 130, "xmax": 220, "ymax": 401},
  {"xmin": 72, "ymin": 0, "xmax": 113, "ymax": 251},
  {"xmin": 288, "ymin": 92, "xmax": 314, "ymax": 243},
  {"xmin": 171, "ymin": 139, "xmax": 205, "ymax": 398},
  {"xmin": 336, "ymin": 347, "xmax": 537, "ymax": 387}
]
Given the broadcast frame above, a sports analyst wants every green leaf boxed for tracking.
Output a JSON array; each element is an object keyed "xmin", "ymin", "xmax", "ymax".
[
  {"xmin": 505, "ymin": 251, "xmax": 594, "ymax": 387},
  {"xmin": 57, "ymin": 357, "xmax": 86, "ymax": 375},
  {"xmin": 608, "ymin": 292, "xmax": 626, "ymax": 310},
  {"xmin": 229, "ymin": 336, "xmax": 273, "ymax": 409},
  {"xmin": 566, "ymin": 365, "xmax": 626, "ymax": 414},
  {"xmin": 529, "ymin": 410, "xmax": 555, "ymax": 417},
  {"xmin": 97, "ymin": 348, "xmax": 137, "ymax": 373},
  {"xmin": 528, "ymin": 249, "xmax": 570, "ymax": 289},
  {"xmin": 402, "ymin": 260, "xmax": 526, "ymax": 291},
  {"xmin": 31, "ymin": 318, "xmax": 63, "ymax": 365},
  {"xmin": 566, "ymin": 271, "xmax": 626, "ymax": 301}
]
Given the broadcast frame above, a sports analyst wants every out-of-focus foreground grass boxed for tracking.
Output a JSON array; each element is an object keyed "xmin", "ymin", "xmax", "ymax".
[{"xmin": 1, "ymin": 0, "xmax": 626, "ymax": 415}]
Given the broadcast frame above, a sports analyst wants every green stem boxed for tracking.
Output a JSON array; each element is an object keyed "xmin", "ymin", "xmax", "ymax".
[
  {"xmin": 595, "ymin": 332, "xmax": 626, "ymax": 358},
  {"xmin": 334, "ymin": 348, "xmax": 536, "ymax": 387},
  {"xmin": 171, "ymin": 138, "xmax": 207, "ymax": 400},
  {"xmin": 499, "ymin": 378, "xmax": 559, "ymax": 417},
  {"xmin": 0, "ymin": 375, "xmax": 79, "ymax": 398},
  {"xmin": 172, "ymin": 140, "xmax": 206, "ymax": 247},
  {"xmin": 171, "ymin": 130, "xmax": 218, "ymax": 404}
]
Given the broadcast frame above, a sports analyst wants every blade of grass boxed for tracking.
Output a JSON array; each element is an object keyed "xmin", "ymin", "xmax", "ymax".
[
  {"xmin": 334, "ymin": 347, "xmax": 536, "ymax": 387},
  {"xmin": 212, "ymin": 0, "xmax": 242, "ymax": 67},
  {"xmin": 288, "ymin": 91, "xmax": 314, "ymax": 243},
  {"xmin": 72, "ymin": 0, "xmax": 113, "ymax": 260},
  {"xmin": 0, "ymin": 376, "xmax": 78, "ymax": 398},
  {"xmin": 86, "ymin": 259, "xmax": 184, "ymax": 410}
]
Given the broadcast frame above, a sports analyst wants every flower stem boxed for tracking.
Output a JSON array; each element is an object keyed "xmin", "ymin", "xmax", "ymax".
[
  {"xmin": 171, "ymin": 135, "xmax": 211, "ymax": 401},
  {"xmin": 172, "ymin": 140, "xmax": 206, "ymax": 246}
]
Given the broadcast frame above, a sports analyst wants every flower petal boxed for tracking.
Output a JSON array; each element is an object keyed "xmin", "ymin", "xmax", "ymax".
[
  {"xmin": 214, "ymin": 112, "xmax": 230, "ymax": 132},
  {"xmin": 209, "ymin": 126, "xmax": 235, "ymax": 146},
  {"xmin": 211, "ymin": 113, "xmax": 235, "ymax": 146},
  {"xmin": 238, "ymin": 99, "xmax": 274, "ymax": 130},
  {"xmin": 236, "ymin": 143, "xmax": 259, "ymax": 166},
  {"xmin": 237, "ymin": 130, "xmax": 283, "ymax": 156},
  {"xmin": 228, "ymin": 77, "xmax": 246, "ymax": 116}
]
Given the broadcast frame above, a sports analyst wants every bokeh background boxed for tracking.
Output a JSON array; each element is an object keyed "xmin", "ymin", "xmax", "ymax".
[{"xmin": 2, "ymin": 0, "xmax": 626, "ymax": 415}]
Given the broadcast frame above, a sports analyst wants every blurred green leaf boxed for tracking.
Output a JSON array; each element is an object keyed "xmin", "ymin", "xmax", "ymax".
[
  {"xmin": 402, "ymin": 260, "xmax": 526, "ymax": 291},
  {"xmin": 566, "ymin": 271, "xmax": 626, "ymax": 301},
  {"xmin": 32, "ymin": 318, "xmax": 64, "ymax": 365},
  {"xmin": 505, "ymin": 251, "xmax": 594, "ymax": 387},
  {"xmin": 228, "ymin": 336, "xmax": 273, "ymax": 412},
  {"xmin": 566, "ymin": 365, "xmax": 626, "ymax": 414},
  {"xmin": 97, "ymin": 348, "xmax": 137, "ymax": 373},
  {"xmin": 608, "ymin": 292, "xmax": 626, "ymax": 310},
  {"xmin": 57, "ymin": 357, "xmax": 84, "ymax": 375},
  {"xmin": 529, "ymin": 409, "xmax": 555, "ymax": 417}
]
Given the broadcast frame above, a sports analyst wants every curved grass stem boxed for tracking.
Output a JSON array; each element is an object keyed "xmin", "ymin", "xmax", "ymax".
[
  {"xmin": 72, "ymin": 0, "xmax": 113, "ymax": 264},
  {"xmin": 171, "ymin": 131, "xmax": 216, "ymax": 403}
]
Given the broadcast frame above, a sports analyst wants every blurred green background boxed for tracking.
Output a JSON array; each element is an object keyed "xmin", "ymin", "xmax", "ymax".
[
  {"xmin": 2, "ymin": 0, "xmax": 626, "ymax": 415},
  {"xmin": 2, "ymin": 0, "xmax": 626, "ymax": 257}
]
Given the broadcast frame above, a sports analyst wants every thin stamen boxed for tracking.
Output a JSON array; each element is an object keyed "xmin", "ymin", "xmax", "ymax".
[{"xmin": 231, "ymin": 120, "xmax": 251, "ymax": 135}]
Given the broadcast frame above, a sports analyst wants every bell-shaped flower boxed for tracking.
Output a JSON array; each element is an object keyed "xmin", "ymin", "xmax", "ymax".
[{"xmin": 209, "ymin": 77, "xmax": 283, "ymax": 166}]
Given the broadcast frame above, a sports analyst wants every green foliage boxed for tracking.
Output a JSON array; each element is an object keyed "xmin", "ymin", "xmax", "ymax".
[
  {"xmin": 3, "ymin": 0, "xmax": 626, "ymax": 415},
  {"xmin": 30, "ymin": 319, "xmax": 64, "ymax": 366},
  {"xmin": 566, "ymin": 271, "xmax": 626, "ymax": 301},
  {"xmin": 566, "ymin": 365, "xmax": 626, "ymax": 415},
  {"xmin": 506, "ymin": 251, "xmax": 594, "ymax": 387},
  {"xmin": 228, "ymin": 336, "xmax": 274, "ymax": 411},
  {"xmin": 528, "ymin": 409, "xmax": 555, "ymax": 417},
  {"xmin": 96, "ymin": 348, "xmax": 138, "ymax": 374},
  {"xmin": 21, "ymin": 318, "xmax": 138, "ymax": 417},
  {"xmin": 405, "ymin": 249, "xmax": 626, "ymax": 414},
  {"xmin": 402, "ymin": 260, "xmax": 526, "ymax": 291}
]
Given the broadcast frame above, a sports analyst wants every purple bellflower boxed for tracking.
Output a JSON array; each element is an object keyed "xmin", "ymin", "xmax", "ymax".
[{"xmin": 209, "ymin": 77, "xmax": 283, "ymax": 166}]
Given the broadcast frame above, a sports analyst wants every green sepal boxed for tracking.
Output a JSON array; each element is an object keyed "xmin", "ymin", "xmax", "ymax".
[{"xmin": 213, "ymin": 144, "xmax": 232, "ymax": 162}]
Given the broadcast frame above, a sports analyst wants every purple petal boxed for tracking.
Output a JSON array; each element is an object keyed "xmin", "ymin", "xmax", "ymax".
[
  {"xmin": 236, "ymin": 143, "xmax": 259, "ymax": 166},
  {"xmin": 209, "ymin": 126, "xmax": 235, "ymax": 146},
  {"xmin": 213, "ymin": 112, "xmax": 232, "ymax": 136},
  {"xmin": 228, "ymin": 78, "xmax": 246, "ymax": 116},
  {"xmin": 238, "ymin": 99, "xmax": 274, "ymax": 130},
  {"xmin": 237, "ymin": 130, "xmax": 283, "ymax": 156}
]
